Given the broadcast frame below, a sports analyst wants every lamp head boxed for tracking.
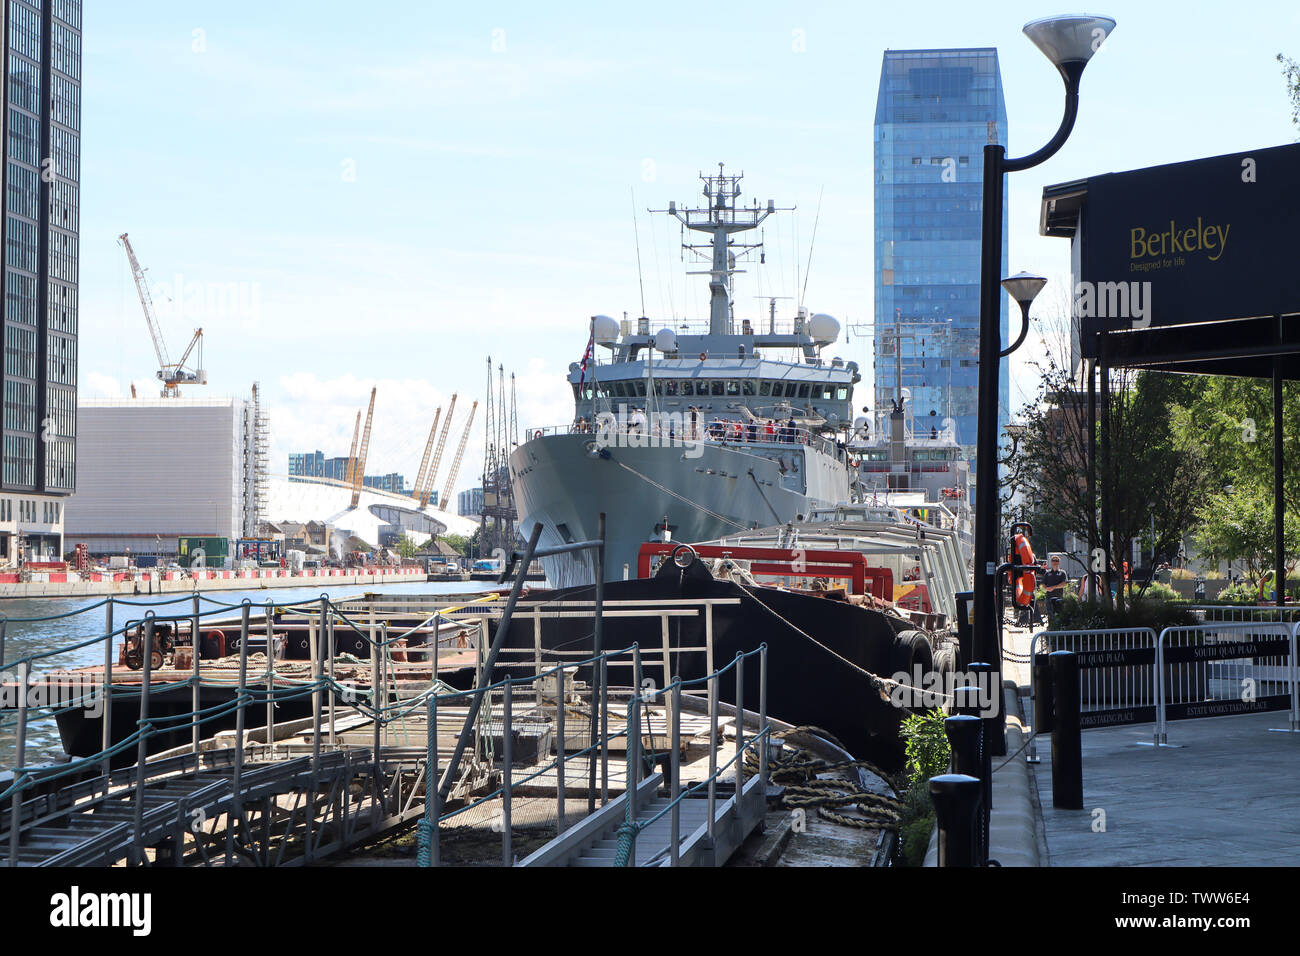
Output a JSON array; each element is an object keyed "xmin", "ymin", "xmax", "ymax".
[
  {"xmin": 1023, "ymin": 15, "xmax": 1116, "ymax": 83},
  {"xmin": 1001, "ymin": 272, "xmax": 1048, "ymax": 313}
]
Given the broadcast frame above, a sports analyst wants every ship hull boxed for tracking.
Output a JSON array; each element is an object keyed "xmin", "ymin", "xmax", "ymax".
[{"xmin": 509, "ymin": 433, "xmax": 849, "ymax": 586}]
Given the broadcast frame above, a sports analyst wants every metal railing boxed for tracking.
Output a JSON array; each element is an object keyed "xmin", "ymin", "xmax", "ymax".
[
  {"xmin": 527, "ymin": 420, "xmax": 846, "ymax": 459},
  {"xmin": 1185, "ymin": 604, "xmax": 1300, "ymax": 625},
  {"xmin": 1026, "ymin": 622, "xmax": 1300, "ymax": 751},
  {"xmin": 1154, "ymin": 621, "xmax": 1299, "ymax": 744},
  {"xmin": 0, "ymin": 590, "xmax": 474, "ymax": 866}
]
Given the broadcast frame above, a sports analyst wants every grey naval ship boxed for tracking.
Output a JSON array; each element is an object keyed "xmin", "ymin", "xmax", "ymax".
[{"xmin": 510, "ymin": 165, "xmax": 861, "ymax": 586}]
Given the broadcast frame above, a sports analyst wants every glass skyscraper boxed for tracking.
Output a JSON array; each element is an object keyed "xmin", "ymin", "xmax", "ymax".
[
  {"xmin": 1, "ymin": 0, "xmax": 81, "ymax": 562},
  {"xmin": 873, "ymin": 48, "xmax": 1008, "ymax": 458}
]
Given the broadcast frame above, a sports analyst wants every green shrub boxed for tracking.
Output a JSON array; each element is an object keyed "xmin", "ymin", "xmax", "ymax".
[
  {"xmin": 894, "ymin": 707, "xmax": 950, "ymax": 867},
  {"xmin": 900, "ymin": 707, "xmax": 951, "ymax": 787},
  {"xmin": 900, "ymin": 815, "xmax": 935, "ymax": 867},
  {"xmin": 1216, "ymin": 581, "xmax": 1261, "ymax": 604},
  {"xmin": 1133, "ymin": 580, "xmax": 1180, "ymax": 602},
  {"xmin": 1048, "ymin": 595, "xmax": 1199, "ymax": 632}
]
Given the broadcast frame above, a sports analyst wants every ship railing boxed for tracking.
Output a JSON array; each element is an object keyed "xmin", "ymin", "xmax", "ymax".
[
  {"xmin": 648, "ymin": 319, "xmax": 809, "ymax": 338},
  {"xmin": 530, "ymin": 420, "xmax": 846, "ymax": 458}
]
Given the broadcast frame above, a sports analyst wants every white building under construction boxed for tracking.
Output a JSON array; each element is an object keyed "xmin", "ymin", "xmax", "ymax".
[{"xmin": 66, "ymin": 392, "xmax": 268, "ymax": 558}]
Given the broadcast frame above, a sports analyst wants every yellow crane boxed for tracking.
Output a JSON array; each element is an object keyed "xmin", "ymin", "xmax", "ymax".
[
  {"xmin": 351, "ymin": 388, "xmax": 377, "ymax": 509},
  {"xmin": 418, "ymin": 394, "xmax": 457, "ymax": 509},
  {"xmin": 438, "ymin": 401, "xmax": 478, "ymax": 512},
  {"xmin": 118, "ymin": 233, "xmax": 207, "ymax": 398},
  {"xmin": 411, "ymin": 407, "xmax": 442, "ymax": 505}
]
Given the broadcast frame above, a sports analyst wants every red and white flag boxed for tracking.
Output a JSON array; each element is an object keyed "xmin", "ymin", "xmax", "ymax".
[{"xmin": 578, "ymin": 320, "xmax": 596, "ymax": 390}]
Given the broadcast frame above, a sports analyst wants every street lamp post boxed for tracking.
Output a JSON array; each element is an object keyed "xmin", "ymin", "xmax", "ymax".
[{"xmin": 972, "ymin": 16, "xmax": 1115, "ymax": 732}]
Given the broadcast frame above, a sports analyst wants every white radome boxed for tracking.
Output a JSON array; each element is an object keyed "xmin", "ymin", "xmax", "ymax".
[
  {"xmin": 807, "ymin": 313, "xmax": 840, "ymax": 345},
  {"xmin": 592, "ymin": 314, "xmax": 620, "ymax": 344},
  {"xmin": 653, "ymin": 328, "xmax": 678, "ymax": 353}
]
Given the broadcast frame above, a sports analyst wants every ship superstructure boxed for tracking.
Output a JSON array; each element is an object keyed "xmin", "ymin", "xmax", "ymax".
[{"xmin": 510, "ymin": 166, "xmax": 861, "ymax": 585}]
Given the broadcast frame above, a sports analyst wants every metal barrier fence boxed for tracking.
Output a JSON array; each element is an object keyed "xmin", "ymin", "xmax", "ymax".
[
  {"xmin": 1185, "ymin": 605, "xmax": 1300, "ymax": 625},
  {"xmin": 1155, "ymin": 622, "xmax": 1299, "ymax": 744},
  {"xmin": 1028, "ymin": 622, "xmax": 1300, "ymax": 750},
  {"xmin": 1028, "ymin": 628, "xmax": 1159, "ymax": 759}
]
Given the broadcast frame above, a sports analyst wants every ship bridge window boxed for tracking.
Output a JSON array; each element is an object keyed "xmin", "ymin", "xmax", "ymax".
[
  {"xmin": 710, "ymin": 381, "xmax": 724, "ymax": 396},
  {"xmin": 726, "ymin": 381, "xmax": 740, "ymax": 397},
  {"xmin": 634, "ymin": 381, "xmax": 646, "ymax": 396},
  {"xmin": 680, "ymin": 381, "xmax": 695, "ymax": 396},
  {"xmin": 759, "ymin": 381, "xmax": 771, "ymax": 396},
  {"xmin": 837, "ymin": 386, "xmax": 849, "ymax": 400},
  {"xmin": 796, "ymin": 384, "xmax": 811, "ymax": 398},
  {"xmin": 770, "ymin": 382, "xmax": 785, "ymax": 397},
  {"xmin": 614, "ymin": 382, "xmax": 627, "ymax": 397},
  {"xmin": 741, "ymin": 381, "xmax": 756, "ymax": 396}
]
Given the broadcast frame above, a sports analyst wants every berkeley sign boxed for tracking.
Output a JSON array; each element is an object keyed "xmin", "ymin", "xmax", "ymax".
[{"xmin": 1067, "ymin": 142, "xmax": 1300, "ymax": 355}]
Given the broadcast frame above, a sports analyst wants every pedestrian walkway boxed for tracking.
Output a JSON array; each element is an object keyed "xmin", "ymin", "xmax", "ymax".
[
  {"xmin": 1036, "ymin": 711, "xmax": 1300, "ymax": 866},
  {"xmin": 1000, "ymin": 619, "xmax": 1300, "ymax": 866}
]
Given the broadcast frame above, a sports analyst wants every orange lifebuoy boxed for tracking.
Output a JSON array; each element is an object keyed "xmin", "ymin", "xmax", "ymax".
[{"xmin": 1013, "ymin": 533, "xmax": 1036, "ymax": 607}]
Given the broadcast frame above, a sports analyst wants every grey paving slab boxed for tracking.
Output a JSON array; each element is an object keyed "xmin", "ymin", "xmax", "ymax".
[{"xmin": 1034, "ymin": 711, "xmax": 1300, "ymax": 866}]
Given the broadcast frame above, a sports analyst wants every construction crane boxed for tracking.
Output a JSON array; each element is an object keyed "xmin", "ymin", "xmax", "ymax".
[
  {"xmin": 118, "ymin": 233, "xmax": 207, "ymax": 398},
  {"xmin": 350, "ymin": 387, "xmax": 377, "ymax": 509},
  {"xmin": 418, "ymin": 394, "xmax": 457, "ymax": 509},
  {"xmin": 438, "ymin": 401, "xmax": 478, "ymax": 512},
  {"xmin": 411, "ymin": 407, "xmax": 442, "ymax": 505}
]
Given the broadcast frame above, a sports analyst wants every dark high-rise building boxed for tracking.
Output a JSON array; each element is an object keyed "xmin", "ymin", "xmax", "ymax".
[
  {"xmin": 1, "ymin": 0, "xmax": 80, "ymax": 563},
  {"xmin": 873, "ymin": 48, "xmax": 1008, "ymax": 458}
]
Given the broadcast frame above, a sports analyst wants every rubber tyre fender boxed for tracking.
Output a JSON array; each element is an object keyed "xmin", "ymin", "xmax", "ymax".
[
  {"xmin": 932, "ymin": 642, "xmax": 958, "ymax": 680},
  {"xmin": 888, "ymin": 629, "xmax": 934, "ymax": 679}
]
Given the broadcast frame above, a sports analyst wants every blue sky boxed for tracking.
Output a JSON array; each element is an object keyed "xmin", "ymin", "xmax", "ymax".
[{"xmin": 79, "ymin": 1, "xmax": 1300, "ymax": 500}]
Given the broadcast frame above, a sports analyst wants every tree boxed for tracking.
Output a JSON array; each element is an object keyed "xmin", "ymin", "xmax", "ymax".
[
  {"xmin": 1170, "ymin": 376, "xmax": 1300, "ymax": 583},
  {"xmin": 1007, "ymin": 321, "xmax": 1214, "ymax": 609},
  {"xmin": 395, "ymin": 534, "xmax": 420, "ymax": 560},
  {"xmin": 441, "ymin": 533, "xmax": 472, "ymax": 557},
  {"xmin": 1194, "ymin": 484, "xmax": 1300, "ymax": 584},
  {"xmin": 1280, "ymin": 53, "xmax": 1300, "ymax": 135},
  {"xmin": 1170, "ymin": 377, "xmax": 1300, "ymax": 517}
]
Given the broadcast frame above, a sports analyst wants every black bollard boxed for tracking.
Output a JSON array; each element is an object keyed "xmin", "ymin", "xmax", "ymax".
[
  {"xmin": 1033, "ymin": 653, "xmax": 1055, "ymax": 735},
  {"xmin": 944, "ymin": 714, "xmax": 982, "ymax": 778},
  {"xmin": 943, "ymin": 714, "xmax": 985, "ymax": 865},
  {"xmin": 929, "ymin": 774, "xmax": 982, "ymax": 867},
  {"xmin": 966, "ymin": 662, "xmax": 996, "ymax": 813},
  {"xmin": 1049, "ymin": 650, "xmax": 1083, "ymax": 809},
  {"xmin": 954, "ymin": 591, "xmax": 974, "ymax": 669}
]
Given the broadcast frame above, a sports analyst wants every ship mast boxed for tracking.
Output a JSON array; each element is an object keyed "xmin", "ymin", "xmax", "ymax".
[{"xmin": 652, "ymin": 164, "xmax": 790, "ymax": 337}]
